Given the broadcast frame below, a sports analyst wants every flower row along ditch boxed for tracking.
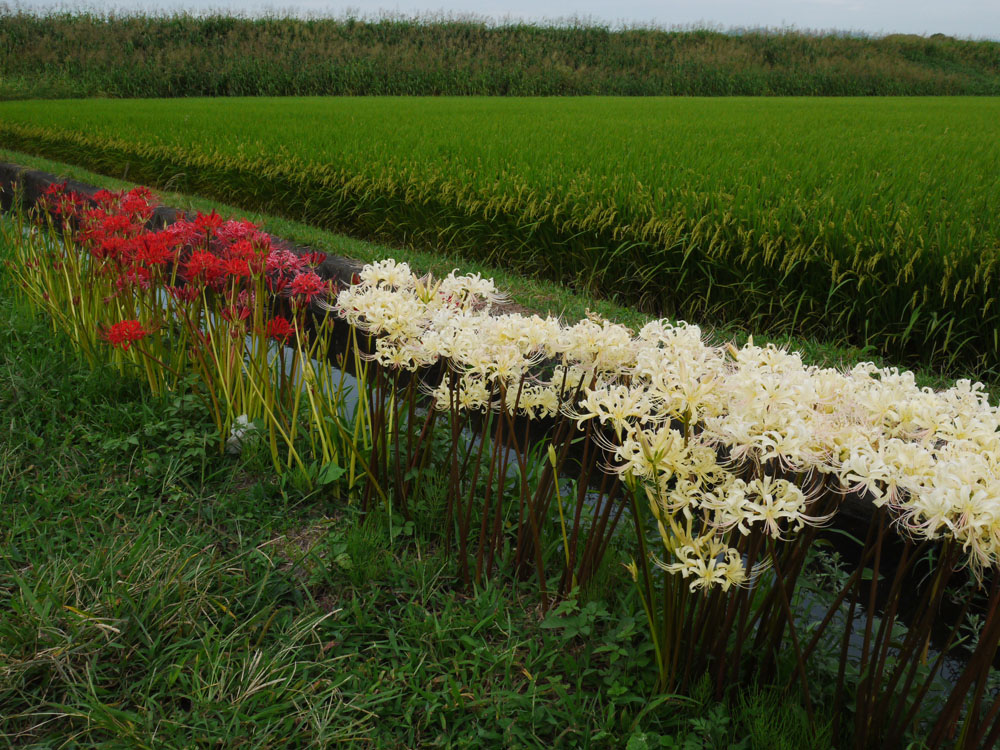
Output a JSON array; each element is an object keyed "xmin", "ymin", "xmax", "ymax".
[{"xmin": 2, "ymin": 176, "xmax": 1000, "ymax": 749}]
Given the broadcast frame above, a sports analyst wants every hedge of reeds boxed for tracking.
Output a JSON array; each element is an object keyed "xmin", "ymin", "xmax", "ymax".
[
  {"xmin": 1, "ymin": 11, "xmax": 999, "ymax": 99},
  {"xmin": 5, "ymin": 181, "xmax": 1000, "ymax": 749},
  {"xmin": 1, "ymin": 96, "xmax": 998, "ymax": 376}
]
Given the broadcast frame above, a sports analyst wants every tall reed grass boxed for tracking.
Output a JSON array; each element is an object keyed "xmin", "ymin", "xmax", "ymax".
[{"xmin": 1, "ymin": 11, "xmax": 998, "ymax": 99}]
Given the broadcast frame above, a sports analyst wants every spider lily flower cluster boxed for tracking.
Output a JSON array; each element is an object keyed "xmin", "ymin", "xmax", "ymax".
[
  {"xmin": 337, "ymin": 263, "xmax": 1000, "ymax": 581},
  {"xmin": 569, "ymin": 325, "xmax": 1000, "ymax": 744},
  {"xmin": 2, "ymin": 183, "xmax": 355, "ymax": 480},
  {"xmin": 6, "ymin": 184, "xmax": 1000, "ymax": 749},
  {"xmin": 331, "ymin": 259, "xmax": 1000, "ymax": 749},
  {"xmin": 331, "ymin": 260, "xmax": 633, "ymax": 598}
]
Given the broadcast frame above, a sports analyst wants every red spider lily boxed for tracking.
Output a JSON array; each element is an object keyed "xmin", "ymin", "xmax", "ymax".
[
  {"xmin": 289, "ymin": 271, "xmax": 326, "ymax": 303},
  {"xmin": 224, "ymin": 239, "xmax": 266, "ymax": 274},
  {"xmin": 92, "ymin": 189, "xmax": 118, "ymax": 209},
  {"xmin": 116, "ymin": 266, "xmax": 152, "ymax": 292},
  {"xmin": 221, "ymin": 303, "xmax": 252, "ymax": 329},
  {"xmin": 135, "ymin": 235, "xmax": 176, "ymax": 267},
  {"xmin": 61, "ymin": 196, "xmax": 86, "ymax": 220},
  {"xmin": 216, "ymin": 220, "xmax": 272, "ymax": 253},
  {"xmin": 221, "ymin": 289, "xmax": 256, "ymax": 331},
  {"xmin": 120, "ymin": 189, "xmax": 154, "ymax": 222},
  {"xmin": 128, "ymin": 186, "xmax": 154, "ymax": 202},
  {"xmin": 185, "ymin": 250, "xmax": 225, "ymax": 286},
  {"xmin": 302, "ymin": 251, "xmax": 327, "ymax": 266},
  {"xmin": 216, "ymin": 219, "xmax": 258, "ymax": 244},
  {"xmin": 39, "ymin": 182, "xmax": 67, "ymax": 213},
  {"xmin": 222, "ymin": 256, "xmax": 253, "ymax": 280},
  {"xmin": 225, "ymin": 239, "xmax": 256, "ymax": 259},
  {"xmin": 166, "ymin": 285, "xmax": 200, "ymax": 303},
  {"xmin": 266, "ymin": 249, "xmax": 307, "ymax": 277},
  {"xmin": 266, "ymin": 275, "xmax": 290, "ymax": 295},
  {"xmin": 195, "ymin": 211, "xmax": 224, "ymax": 233},
  {"xmin": 93, "ymin": 236, "xmax": 134, "ymax": 264},
  {"xmin": 102, "ymin": 320, "xmax": 151, "ymax": 351},
  {"xmin": 98, "ymin": 214, "xmax": 135, "ymax": 235},
  {"xmin": 236, "ymin": 288, "xmax": 255, "ymax": 308},
  {"xmin": 79, "ymin": 210, "xmax": 110, "ymax": 243},
  {"xmin": 163, "ymin": 220, "xmax": 201, "ymax": 247},
  {"xmin": 39, "ymin": 183, "xmax": 85, "ymax": 220},
  {"xmin": 266, "ymin": 315, "xmax": 296, "ymax": 343}
]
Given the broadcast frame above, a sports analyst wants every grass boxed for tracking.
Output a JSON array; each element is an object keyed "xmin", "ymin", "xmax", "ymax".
[
  {"xmin": 0, "ymin": 238, "xmax": 833, "ymax": 747},
  {"xmin": 2, "ymin": 11, "xmax": 999, "ymax": 100},
  {"xmin": 0, "ymin": 96, "xmax": 997, "ymax": 376}
]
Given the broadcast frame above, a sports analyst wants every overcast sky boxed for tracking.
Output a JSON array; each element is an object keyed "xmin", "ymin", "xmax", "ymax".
[{"xmin": 12, "ymin": 1, "xmax": 1000, "ymax": 40}]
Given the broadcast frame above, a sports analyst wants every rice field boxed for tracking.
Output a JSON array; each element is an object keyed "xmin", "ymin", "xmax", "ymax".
[{"xmin": 1, "ymin": 95, "xmax": 998, "ymax": 374}]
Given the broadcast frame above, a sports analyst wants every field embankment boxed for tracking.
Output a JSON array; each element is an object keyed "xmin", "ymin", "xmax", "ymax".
[
  {"xmin": 0, "ymin": 96, "xmax": 998, "ymax": 375},
  {"xmin": 1, "ymin": 12, "xmax": 999, "ymax": 99}
]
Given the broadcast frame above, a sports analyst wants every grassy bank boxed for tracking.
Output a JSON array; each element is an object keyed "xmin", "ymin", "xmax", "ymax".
[
  {"xmin": 1, "ymin": 97, "xmax": 997, "ymax": 376},
  {"xmin": 1, "ymin": 11, "xmax": 999, "ymax": 100}
]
